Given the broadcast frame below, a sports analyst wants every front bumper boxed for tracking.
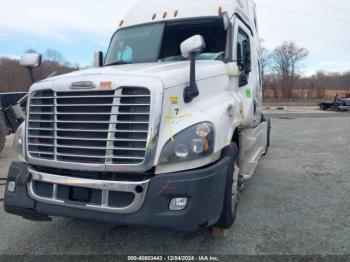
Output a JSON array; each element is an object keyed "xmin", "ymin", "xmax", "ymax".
[
  {"xmin": 338, "ymin": 105, "xmax": 350, "ymax": 110},
  {"xmin": 4, "ymin": 157, "xmax": 230, "ymax": 231}
]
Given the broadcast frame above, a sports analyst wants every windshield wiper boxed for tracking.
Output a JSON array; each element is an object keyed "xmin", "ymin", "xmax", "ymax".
[{"xmin": 105, "ymin": 61, "xmax": 132, "ymax": 66}]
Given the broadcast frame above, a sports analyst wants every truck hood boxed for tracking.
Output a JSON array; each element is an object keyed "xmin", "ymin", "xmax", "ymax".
[{"xmin": 41, "ymin": 61, "xmax": 227, "ymax": 89}]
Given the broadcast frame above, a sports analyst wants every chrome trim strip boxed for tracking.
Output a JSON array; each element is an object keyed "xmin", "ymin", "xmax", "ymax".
[
  {"xmin": 53, "ymin": 91, "xmax": 58, "ymax": 161},
  {"xmin": 28, "ymin": 169, "xmax": 150, "ymax": 214},
  {"xmin": 106, "ymin": 89, "xmax": 121, "ymax": 165}
]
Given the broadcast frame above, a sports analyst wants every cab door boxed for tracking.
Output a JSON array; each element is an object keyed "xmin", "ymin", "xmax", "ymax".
[{"xmin": 233, "ymin": 18, "xmax": 262, "ymax": 127}]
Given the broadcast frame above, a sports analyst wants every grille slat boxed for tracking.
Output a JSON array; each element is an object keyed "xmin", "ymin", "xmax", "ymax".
[
  {"xmin": 28, "ymin": 87, "xmax": 150, "ymax": 165},
  {"xmin": 30, "ymin": 128, "xmax": 148, "ymax": 133},
  {"xmin": 30, "ymin": 144, "xmax": 146, "ymax": 151},
  {"xmin": 55, "ymin": 153, "xmax": 145, "ymax": 160},
  {"xmin": 29, "ymin": 95, "xmax": 150, "ymax": 99},
  {"xmin": 29, "ymin": 135, "xmax": 147, "ymax": 142},
  {"xmin": 30, "ymin": 120, "xmax": 149, "ymax": 124},
  {"xmin": 30, "ymin": 151, "xmax": 55, "ymax": 155},
  {"xmin": 29, "ymin": 143, "xmax": 54, "ymax": 147},
  {"xmin": 49, "ymin": 112, "xmax": 149, "ymax": 116},
  {"xmin": 31, "ymin": 103, "xmax": 150, "ymax": 107}
]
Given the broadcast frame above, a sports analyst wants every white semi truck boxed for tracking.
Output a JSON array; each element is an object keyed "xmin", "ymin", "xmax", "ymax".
[{"xmin": 4, "ymin": 0, "xmax": 270, "ymax": 232}]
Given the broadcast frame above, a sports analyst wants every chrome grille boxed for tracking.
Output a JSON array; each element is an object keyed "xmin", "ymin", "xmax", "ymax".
[{"xmin": 27, "ymin": 87, "xmax": 151, "ymax": 165}]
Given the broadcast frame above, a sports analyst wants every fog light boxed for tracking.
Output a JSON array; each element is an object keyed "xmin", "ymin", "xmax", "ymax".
[
  {"xmin": 169, "ymin": 197, "xmax": 188, "ymax": 211},
  {"xmin": 8, "ymin": 181, "xmax": 16, "ymax": 193}
]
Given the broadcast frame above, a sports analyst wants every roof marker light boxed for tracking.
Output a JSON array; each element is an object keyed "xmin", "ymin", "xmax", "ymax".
[
  {"xmin": 163, "ymin": 11, "xmax": 168, "ymax": 19},
  {"xmin": 152, "ymin": 13, "xmax": 157, "ymax": 20},
  {"xmin": 174, "ymin": 10, "xmax": 179, "ymax": 17}
]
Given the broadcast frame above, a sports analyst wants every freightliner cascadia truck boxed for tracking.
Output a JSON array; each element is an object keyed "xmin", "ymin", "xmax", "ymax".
[{"xmin": 4, "ymin": 0, "xmax": 270, "ymax": 232}]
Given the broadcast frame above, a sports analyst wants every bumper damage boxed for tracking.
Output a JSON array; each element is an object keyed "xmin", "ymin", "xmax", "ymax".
[{"xmin": 4, "ymin": 157, "xmax": 230, "ymax": 231}]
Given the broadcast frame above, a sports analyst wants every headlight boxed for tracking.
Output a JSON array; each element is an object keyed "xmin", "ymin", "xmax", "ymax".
[
  {"xmin": 159, "ymin": 122, "xmax": 215, "ymax": 164},
  {"xmin": 13, "ymin": 122, "xmax": 25, "ymax": 162}
]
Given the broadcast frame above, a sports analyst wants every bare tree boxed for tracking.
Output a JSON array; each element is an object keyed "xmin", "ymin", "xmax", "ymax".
[
  {"xmin": 44, "ymin": 49, "xmax": 65, "ymax": 64},
  {"xmin": 0, "ymin": 55, "xmax": 79, "ymax": 92},
  {"xmin": 263, "ymin": 73, "xmax": 281, "ymax": 99},
  {"xmin": 259, "ymin": 40, "xmax": 270, "ymax": 85},
  {"xmin": 270, "ymin": 41, "xmax": 309, "ymax": 98}
]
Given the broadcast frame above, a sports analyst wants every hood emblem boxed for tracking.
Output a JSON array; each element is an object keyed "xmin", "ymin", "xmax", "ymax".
[{"xmin": 70, "ymin": 81, "xmax": 96, "ymax": 89}]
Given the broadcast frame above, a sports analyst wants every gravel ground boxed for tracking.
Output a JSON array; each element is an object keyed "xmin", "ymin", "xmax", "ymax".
[{"xmin": 0, "ymin": 113, "xmax": 349, "ymax": 256}]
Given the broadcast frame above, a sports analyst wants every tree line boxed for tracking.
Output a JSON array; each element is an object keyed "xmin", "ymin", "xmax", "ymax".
[
  {"xmin": 261, "ymin": 41, "xmax": 350, "ymax": 99},
  {"xmin": 0, "ymin": 49, "xmax": 79, "ymax": 92},
  {"xmin": 1, "ymin": 46, "xmax": 349, "ymax": 98}
]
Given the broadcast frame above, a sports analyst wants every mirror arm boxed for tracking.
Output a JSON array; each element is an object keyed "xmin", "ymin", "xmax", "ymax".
[
  {"xmin": 183, "ymin": 53, "xmax": 200, "ymax": 103},
  {"xmin": 26, "ymin": 67, "xmax": 36, "ymax": 84}
]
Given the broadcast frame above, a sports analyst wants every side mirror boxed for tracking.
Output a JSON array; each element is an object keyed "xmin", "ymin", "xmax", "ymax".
[
  {"xmin": 242, "ymin": 40, "xmax": 251, "ymax": 74},
  {"xmin": 94, "ymin": 51, "xmax": 104, "ymax": 67},
  {"xmin": 237, "ymin": 40, "xmax": 251, "ymax": 87},
  {"xmin": 237, "ymin": 43, "xmax": 243, "ymax": 70},
  {"xmin": 180, "ymin": 35, "xmax": 206, "ymax": 58},
  {"xmin": 20, "ymin": 53, "xmax": 42, "ymax": 84},
  {"xmin": 20, "ymin": 53, "xmax": 42, "ymax": 68},
  {"xmin": 180, "ymin": 35, "xmax": 206, "ymax": 103}
]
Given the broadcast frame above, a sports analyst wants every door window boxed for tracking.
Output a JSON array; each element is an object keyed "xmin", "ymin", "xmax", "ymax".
[{"xmin": 236, "ymin": 28, "xmax": 252, "ymax": 87}]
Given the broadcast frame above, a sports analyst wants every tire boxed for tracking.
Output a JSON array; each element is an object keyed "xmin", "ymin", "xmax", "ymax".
[
  {"xmin": 0, "ymin": 120, "xmax": 6, "ymax": 153},
  {"xmin": 214, "ymin": 142, "xmax": 239, "ymax": 229}
]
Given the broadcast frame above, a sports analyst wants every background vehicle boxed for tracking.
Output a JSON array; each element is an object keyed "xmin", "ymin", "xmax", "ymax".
[
  {"xmin": 319, "ymin": 93, "xmax": 350, "ymax": 111},
  {"xmin": 0, "ymin": 92, "xmax": 27, "ymax": 153},
  {"xmin": 0, "ymin": 53, "xmax": 42, "ymax": 153},
  {"xmin": 4, "ymin": 0, "xmax": 270, "ymax": 234}
]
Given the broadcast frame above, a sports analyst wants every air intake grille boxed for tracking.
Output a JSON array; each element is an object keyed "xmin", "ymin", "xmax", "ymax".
[{"xmin": 27, "ymin": 87, "xmax": 150, "ymax": 165}]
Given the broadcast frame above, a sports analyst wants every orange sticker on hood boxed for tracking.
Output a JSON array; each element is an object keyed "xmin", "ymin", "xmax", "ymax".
[{"xmin": 100, "ymin": 81, "xmax": 112, "ymax": 90}]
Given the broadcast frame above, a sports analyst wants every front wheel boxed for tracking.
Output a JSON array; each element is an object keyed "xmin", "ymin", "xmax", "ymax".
[{"xmin": 214, "ymin": 142, "xmax": 239, "ymax": 229}]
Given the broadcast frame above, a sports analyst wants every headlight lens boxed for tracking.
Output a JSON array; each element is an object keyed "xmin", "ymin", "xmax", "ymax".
[
  {"xmin": 175, "ymin": 144, "xmax": 190, "ymax": 158},
  {"xmin": 13, "ymin": 122, "xmax": 25, "ymax": 162},
  {"xmin": 159, "ymin": 122, "xmax": 215, "ymax": 164}
]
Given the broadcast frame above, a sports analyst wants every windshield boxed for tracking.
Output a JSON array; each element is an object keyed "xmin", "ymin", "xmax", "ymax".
[
  {"xmin": 105, "ymin": 18, "xmax": 227, "ymax": 66},
  {"xmin": 105, "ymin": 23, "xmax": 164, "ymax": 65}
]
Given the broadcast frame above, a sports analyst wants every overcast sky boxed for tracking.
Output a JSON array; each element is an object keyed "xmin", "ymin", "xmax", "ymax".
[{"xmin": 0, "ymin": 0, "xmax": 349, "ymax": 75}]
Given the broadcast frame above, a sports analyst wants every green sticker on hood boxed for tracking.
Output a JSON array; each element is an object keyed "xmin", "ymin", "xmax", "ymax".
[{"xmin": 245, "ymin": 88, "xmax": 252, "ymax": 99}]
